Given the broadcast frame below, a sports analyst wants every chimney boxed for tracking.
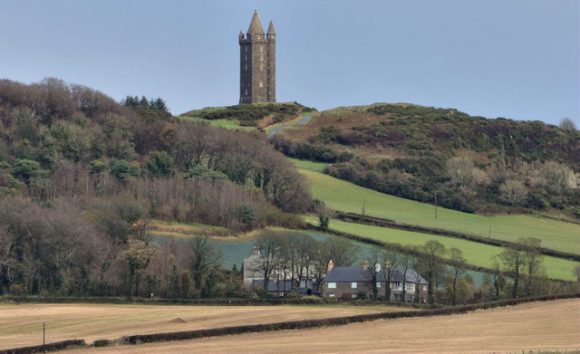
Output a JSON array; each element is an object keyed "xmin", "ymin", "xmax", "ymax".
[
  {"xmin": 363, "ymin": 260, "xmax": 369, "ymax": 271},
  {"xmin": 327, "ymin": 259, "xmax": 334, "ymax": 272}
]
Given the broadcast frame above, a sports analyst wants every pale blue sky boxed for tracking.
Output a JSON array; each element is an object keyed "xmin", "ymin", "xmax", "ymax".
[{"xmin": 0, "ymin": 0, "xmax": 578, "ymax": 125}]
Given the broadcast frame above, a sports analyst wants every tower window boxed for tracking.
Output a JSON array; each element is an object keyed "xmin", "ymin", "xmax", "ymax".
[{"xmin": 259, "ymin": 82, "xmax": 263, "ymax": 88}]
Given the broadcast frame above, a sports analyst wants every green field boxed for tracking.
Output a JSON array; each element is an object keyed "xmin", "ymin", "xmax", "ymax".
[
  {"xmin": 291, "ymin": 158, "xmax": 328, "ymax": 172},
  {"xmin": 301, "ymin": 169, "xmax": 580, "ymax": 255},
  {"xmin": 178, "ymin": 116, "xmax": 256, "ymax": 130},
  {"xmin": 305, "ymin": 216, "xmax": 579, "ymax": 281}
]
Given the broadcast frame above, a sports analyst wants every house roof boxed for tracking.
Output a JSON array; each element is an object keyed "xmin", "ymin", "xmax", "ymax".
[
  {"xmin": 324, "ymin": 266, "xmax": 427, "ymax": 284},
  {"xmin": 251, "ymin": 279, "xmax": 293, "ymax": 292}
]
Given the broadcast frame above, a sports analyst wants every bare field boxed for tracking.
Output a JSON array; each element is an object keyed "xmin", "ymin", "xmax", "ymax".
[
  {"xmin": 64, "ymin": 299, "xmax": 580, "ymax": 354},
  {"xmin": 0, "ymin": 302, "xmax": 410, "ymax": 350}
]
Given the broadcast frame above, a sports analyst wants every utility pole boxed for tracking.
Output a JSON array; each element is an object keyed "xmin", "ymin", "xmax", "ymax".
[
  {"xmin": 43, "ymin": 322, "xmax": 46, "ymax": 347},
  {"xmin": 434, "ymin": 192, "xmax": 438, "ymax": 220}
]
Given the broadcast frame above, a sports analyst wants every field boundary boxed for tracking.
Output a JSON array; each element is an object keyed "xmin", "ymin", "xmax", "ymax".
[
  {"xmin": 306, "ymin": 224, "xmax": 574, "ymax": 284},
  {"xmin": 334, "ymin": 212, "xmax": 580, "ymax": 262},
  {"xmin": 2, "ymin": 294, "xmax": 577, "ymax": 353},
  {"xmin": 0, "ymin": 295, "xmax": 427, "ymax": 308}
]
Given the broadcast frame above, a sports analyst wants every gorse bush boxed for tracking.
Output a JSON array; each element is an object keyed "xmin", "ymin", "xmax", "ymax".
[{"xmin": 183, "ymin": 102, "xmax": 314, "ymax": 125}]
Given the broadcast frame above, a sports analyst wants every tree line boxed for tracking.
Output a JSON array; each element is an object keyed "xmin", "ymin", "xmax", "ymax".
[
  {"xmin": 0, "ymin": 78, "xmax": 312, "ymax": 214},
  {"xmin": 250, "ymin": 230, "xmax": 577, "ymax": 305},
  {"xmin": 0, "ymin": 196, "xmax": 243, "ymax": 298}
]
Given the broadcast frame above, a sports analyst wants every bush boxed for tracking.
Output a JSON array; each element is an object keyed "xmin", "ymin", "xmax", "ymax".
[{"xmin": 9, "ymin": 284, "xmax": 26, "ymax": 296}]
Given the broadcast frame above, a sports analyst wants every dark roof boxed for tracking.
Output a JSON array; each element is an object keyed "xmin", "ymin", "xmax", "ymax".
[
  {"xmin": 324, "ymin": 266, "xmax": 427, "ymax": 284},
  {"xmin": 251, "ymin": 279, "xmax": 293, "ymax": 292}
]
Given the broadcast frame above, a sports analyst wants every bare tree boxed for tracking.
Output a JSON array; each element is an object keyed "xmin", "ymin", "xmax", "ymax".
[
  {"xmin": 253, "ymin": 232, "xmax": 281, "ymax": 291},
  {"xmin": 416, "ymin": 241, "xmax": 446, "ymax": 304},
  {"xmin": 381, "ymin": 247, "xmax": 400, "ymax": 302},
  {"xmin": 499, "ymin": 247, "xmax": 524, "ymax": 298},
  {"xmin": 365, "ymin": 249, "xmax": 382, "ymax": 299},
  {"xmin": 448, "ymin": 248, "xmax": 466, "ymax": 305},
  {"xmin": 190, "ymin": 235, "xmax": 220, "ymax": 295},
  {"xmin": 559, "ymin": 117, "xmax": 577, "ymax": 131},
  {"xmin": 520, "ymin": 238, "xmax": 543, "ymax": 297},
  {"xmin": 121, "ymin": 239, "xmax": 156, "ymax": 296},
  {"xmin": 446, "ymin": 156, "xmax": 490, "ymax": 194},
  {"xmin": 399, "ymin": 252, "xmax": 413, "ymax": 303},
  {"xmin": 499, "ymin": 179, "xmax": 528, "ymax": 206},
  {"xmin": 490, "ymin": 255, "xmax": 506, "ymax": 300}
]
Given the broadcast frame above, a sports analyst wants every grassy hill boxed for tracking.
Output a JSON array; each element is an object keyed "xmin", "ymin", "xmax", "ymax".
[
  {"xmin": 274, "ymin": 103, "xmax": 580, "ymax": 217},
  {"xmin": 300, "ymin": 168, "xmax": 580, "ymax": 256}
]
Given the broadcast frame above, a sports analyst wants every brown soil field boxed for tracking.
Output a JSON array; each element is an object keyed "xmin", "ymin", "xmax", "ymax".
[
  {"xmin": 64, "ymin": 299, "xmax": 580, "ymax": 354},
  {"xmin": 0, "ymin": 302, "xmax": 409, "ymax": 350}
]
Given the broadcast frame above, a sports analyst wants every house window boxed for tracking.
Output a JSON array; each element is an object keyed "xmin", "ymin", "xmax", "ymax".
[
  {"xmin": 376, "ymin": 282, "xmax": 381, "ymax": 288},
  {"xmin": 351, "ymin": 282, "xmax": 357, "ymax": 289},
  {"xmin": 328, "ymin": 282, "xmax": 336, "ymax": 289}
]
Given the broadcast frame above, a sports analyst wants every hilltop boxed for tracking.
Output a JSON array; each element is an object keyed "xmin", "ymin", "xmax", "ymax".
[
  {"xmin": 180, "ymin": 102, "xmax": 315, "ymax": 131},
  {"xmin": 270, "ymin": 103, "xmax": 580, "ymax": 217}
]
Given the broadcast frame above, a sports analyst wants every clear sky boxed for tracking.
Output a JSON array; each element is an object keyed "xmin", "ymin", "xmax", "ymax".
[{"xmin": 0, "ymin": 0, "xmax": 578, "ymax": 125}]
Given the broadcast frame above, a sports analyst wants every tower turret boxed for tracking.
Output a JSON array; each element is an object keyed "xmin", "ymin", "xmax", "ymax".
[
  {"xmin": 247, "ymin": 10, "xmax": 265, "ymax": 39},
  {"xmin": 267, "ymin": 21, "xmax": 276, "ymax": 38},
  {"xmin": 239, "ymin": 11, "xmax": 276, "ymax": 104}
]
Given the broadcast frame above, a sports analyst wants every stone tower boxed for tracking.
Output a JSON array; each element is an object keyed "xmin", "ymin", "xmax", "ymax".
[{"xmin": 239, "ymin": 10, "xmax": 276, "ymax": 104}]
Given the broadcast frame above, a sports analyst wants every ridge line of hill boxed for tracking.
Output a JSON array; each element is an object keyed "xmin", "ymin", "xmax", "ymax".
[{"xmin": 334, "ymin": 211, "xmax": 580, "ymax": 262}]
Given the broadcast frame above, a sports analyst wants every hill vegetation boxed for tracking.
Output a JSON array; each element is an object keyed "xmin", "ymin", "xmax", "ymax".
[
  {"xmin": 0, "ymin": 78, "xmax": 311, "ymax": 297},
  {"xmin": 273, "ymin": 103, "xmax": 580, "ymax": 217},
  {"xmin": 181, "ymin": 102, "xmax": 315, "ymax": 129}
]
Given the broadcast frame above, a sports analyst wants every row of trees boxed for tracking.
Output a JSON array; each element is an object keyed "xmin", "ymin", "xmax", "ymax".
[
  {"xmin": 0, "ymin": 196, "xmax": 240, "ymax": 298},
  {"xmin": 363, "ymin": 237, "xmax": 572, "ymax": 305},
  {"xmin": 251, "ymin": 231, "xmax": 358, "ymax": 292}
]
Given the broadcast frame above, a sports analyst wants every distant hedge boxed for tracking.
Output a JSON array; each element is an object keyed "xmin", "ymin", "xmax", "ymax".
[
  {"xmin": 0, "ymin": 339, "xmax": 86, "ymax": 354},
  {"xmin": 120, "ymin": 293, "xmax": 579, "ymax": 345}
]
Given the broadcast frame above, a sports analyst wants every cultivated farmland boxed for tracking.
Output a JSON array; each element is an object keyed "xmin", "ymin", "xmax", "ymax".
[
  {"xmin": 0, "ymin": 303, "xmax": 410, "ymax": 350},
  {"xmin": 62, "ymin": 299, "xmax": 580, "ymax": 354},
  {"xmin": 301, "ymin": 169, "xmax": 580, "ymax": 255}
]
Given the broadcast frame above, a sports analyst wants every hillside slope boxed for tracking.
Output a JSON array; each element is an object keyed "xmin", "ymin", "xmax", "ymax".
[
  {"xmin": 300, "ymin": 168, "xmax": 580, "ymax": 256},
  {"xmin": 274, "ymin": 103, "xmax": 580, "ymax": 216}
]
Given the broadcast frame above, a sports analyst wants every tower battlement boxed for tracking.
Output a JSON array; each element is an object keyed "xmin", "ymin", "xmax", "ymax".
[{"xmin": 239, "ymin": 10, "xmax": 276, "ymax": 104}]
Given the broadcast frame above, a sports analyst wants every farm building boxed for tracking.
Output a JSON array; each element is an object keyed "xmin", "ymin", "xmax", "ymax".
[{"xmin": 321, "ymin": 261, "xmax": 428, "ymax": 302}]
